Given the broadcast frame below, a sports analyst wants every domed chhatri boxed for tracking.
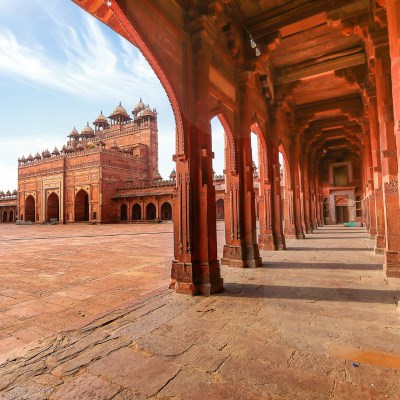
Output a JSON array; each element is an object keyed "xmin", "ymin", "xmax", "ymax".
[
  {"xmin": 108, "ymin": 102, "xmax": 131, "ymax": 125},
  {"xmin": 68, "ymin": 127, "xmax": 79, "ymax": 139},
  {"xmin": 81, "ymin": 123, "xmax": 95, "ymax": 138}
]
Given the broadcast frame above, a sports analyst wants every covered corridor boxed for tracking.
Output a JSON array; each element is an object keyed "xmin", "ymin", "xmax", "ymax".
[{"xmin": 0, "ymin": 222, "xmax": 398, "ymax": 398}]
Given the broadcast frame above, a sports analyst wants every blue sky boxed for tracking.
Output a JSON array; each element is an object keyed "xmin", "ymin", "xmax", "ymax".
[{"xmin": 0, "ymin": 0, "xmax": 255, "ymax": 191}]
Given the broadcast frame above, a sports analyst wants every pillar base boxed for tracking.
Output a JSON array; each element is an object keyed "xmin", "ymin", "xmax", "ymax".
[
  {"xmin": 284, "ymin": 225, "xmax": 296, "ymax": 239},
  {"xmin": 369, "ymin": 227, "xmax": 377, "ymax": 240},
  {"xmin": 258, "ymin": 233, "xmax": 276, "ymax": 250},
  {"xmin": 171, "ymin": 260, "xmax": 223, "ymax": 296},
  {"xmin": 375, "ymin": 235, "xmax": 385, "ymax": 255},
  {"xmin": 384, "ymin": 251, "xmax": 400, "ymax": 278},
  {"xmin": 221, "ymin": 244, "xmax": 262, "ymax": 268},
  {"xmin": 273, "ymin": 234, "xmax": 286, "ymax": 250}
]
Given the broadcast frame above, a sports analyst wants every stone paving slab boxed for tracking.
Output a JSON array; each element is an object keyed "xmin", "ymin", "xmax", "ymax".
[{"xmin": 0, "ymin": 223, "xmax": 399, "ymax": 399}]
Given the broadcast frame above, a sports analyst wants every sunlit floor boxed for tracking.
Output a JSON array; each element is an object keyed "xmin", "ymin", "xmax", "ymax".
[{"xmin": 0, "ymin": 222, "xmax": 399, "ymax": 399}]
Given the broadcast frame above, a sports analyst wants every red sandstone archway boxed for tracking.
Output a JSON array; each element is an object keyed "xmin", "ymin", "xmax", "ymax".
[
  {"xmin": 160, "ymin": 202, "xmax": 172, "ymax": 220},
  {"xmin": 121, "ymin": 203, "xmax": 128, "ymax": 221},
  {"xmin": 75, "ymin": 190, "xmax": 89, "ymax": 222},
  {"xmin": 216, "ymin": 199, "xmax": 224, "ymax": 220},
  {"xmin": 2, "ymin": 210, "xmax": 7, "ymax": 223},
  {"xmin": 9, "ymin": 209, "xmax": 14, "ymax": 222},
  {"xmin": 25, "ymin": 195, "xmax": 35, "ymax": 222},
  {"xmin": 47, "ymin": 192, "xmax": 59, "ymax": 222},
  {"xmin": 146, "ymin": 202, "xmax": 156, "ymax": 220},
  {"xmin": 132, "ymin": 203, "xmax": 141, "ymax": 220}
]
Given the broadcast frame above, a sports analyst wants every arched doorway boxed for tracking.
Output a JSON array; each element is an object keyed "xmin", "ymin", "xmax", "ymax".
[
  {"xmin": 335, "ymin": 197, "xmax": 349, "ymax": 224},
  {"xmin": 161, "ymin": 202, "xmax": 172, "ymax": 220},
  {"xmin": 75, "ymin": 190, "xmax": 89, "ymax": 222},
  {"xmin": 25, "ymin": 195, "xmax": 35, "ymax": 222},
  {"xmin": 121, "ymin": 203, "xmax": 128, "ymax": 221},
  {"xmin": 47, "ymin": 192, "xmax": 59, "ymax": 221},
  {"xmin": 146, "ymin": 202, "xmax": 156, "ymax": 220},
  {"xmin": 9, "ymin": 209, "xmax": 14, "ymax": 222},
  {"xmin": 132, "ymin": 203, "xmax": 141, "ymax": 220},
  {"xmin": 2, "ymin": 210, "xmax": 7, "ymax": 223},
  {"xmin": 216, "ymin": 199, "xmax": 224, "ymax": 219}
]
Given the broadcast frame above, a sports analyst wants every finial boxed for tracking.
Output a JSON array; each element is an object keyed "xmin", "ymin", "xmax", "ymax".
[{"xmin": 119, "ymin": 101, "xmax": 121, "ymax": 106}]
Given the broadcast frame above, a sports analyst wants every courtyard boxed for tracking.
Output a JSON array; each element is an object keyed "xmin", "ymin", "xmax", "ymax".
[{"xmin": 0, "ymin": 222, "xmax": 399, "ymax": 399}]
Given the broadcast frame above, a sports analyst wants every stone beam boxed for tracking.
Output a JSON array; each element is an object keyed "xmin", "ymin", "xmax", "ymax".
[
  {"xmin": 277, "ymin": 52, "xmax": 366, "ymax": 84},
  {"xmin": 248, "ymin": 0, "xmax": 356, "ymax": 41}
]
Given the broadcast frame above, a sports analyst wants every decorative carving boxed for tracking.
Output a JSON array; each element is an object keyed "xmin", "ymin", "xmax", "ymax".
[
  {"xmin": 384, "ymin": 180, "xmax": 398, "ymax": 196},
  {"xmin": 381, "ymin": 150, "xmax": 397, "ymax": 158}
]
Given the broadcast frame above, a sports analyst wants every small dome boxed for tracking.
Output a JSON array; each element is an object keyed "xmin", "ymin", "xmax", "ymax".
[
  {"xmin": 76, "ymin": 143, "xmax": 85, "ymax": 151},
  {"xmin": 42, "ymin": 149, "xmax": 51, "ymax": 158},
  {"xmin": 34, "ymin": 152, "xmax": 41, "ymax": 160},
  {"xmin": 52, "ymin": 147, "xmax": 60, "ymax": 156},
  {"xmin": 20, "ymin": 155, "xmax": 26, "ymax": 163},
  {"xmin": 94, "ymin": 111, "xmax": 108, "ymax": 123},
  {"xmin": 109, "ymin": 102, "xmax": 129, "ymax": 118},
  {"xmin": 6, "ymin": 190, "xmax": 11, "ymax": 196},
  {"xmin": 12, "ymin": 190, "xmax": 17, "ymax": 195},
  {"xmin": 81, "ymin": 123, "xmax": 95, "ymax": 136},
  {"xmin": 169, "ymin": 169, "xmax": 176, "ymax": 179},
  {"xmin": 66, "ymin": 144, "xmax": 75, "ymax": 153},
  {"xmin": 61, "ymin": 145, "xmax": 68, "ymax": 154},
  {"xmin": 133, "ymin": 98, "xmax": 145, "ymax": 113},
  {"xmin": 27, "ymin": 154, "xmax": 34, "ymax": 162},
  {"xmin": 0, "ymin": 191, "xmax": 4, "ymax": 197},
  {"xmin": 153, "ymin": 171, "xmax": 162, "ymax": 180},
  {"xmin": 68, "ymin": 127, "xmax": 79, "ymax": 138}
]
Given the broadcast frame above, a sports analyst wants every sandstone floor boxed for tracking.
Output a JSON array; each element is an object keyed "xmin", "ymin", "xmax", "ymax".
[{"xmin": 0, "ymin": 222, "xmax": 399, "ymax": 399}]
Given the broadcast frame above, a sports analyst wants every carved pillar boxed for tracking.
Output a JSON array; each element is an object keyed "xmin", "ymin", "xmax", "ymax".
[
  {"xmin": 387, "ymin": 0, "xmax": 400, "ymax": 181},
  {"xmin": 270, "ymin": 145, "xmax": 286, "ymax": 249},
  {"xmin": 364, "ymin": 123, "xmax": 377, "ymax": 238},
  {"xmin": 301, "ymin": 153, "xmax": 313, "ymax": 233},
  {"xmin": 171, "ymin": 17, "xmax": 223, "ymax": 294},
  {"xmin": 375, "ymin": 46, "xmax": 400, "ymax": 277},
  {"xmin": 282, "ymin": 152, "xmax": 296, "ymax": 239},
  {"xmin": 221, "ymin": 74, "xmax": 261, "ymax": 268},
  {"xmin": 256, "ymin": 132, "xmax": 276, "ymax": 249},
  {"xmin": 291, "ymin": 139, "xmax": 305, "ymax": 238}
]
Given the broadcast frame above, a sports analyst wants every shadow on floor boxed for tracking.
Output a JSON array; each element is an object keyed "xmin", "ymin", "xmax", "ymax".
[
  {"xmin": 286, "ymin": 247, "xmax": 372, "ymax": 252},
  {"xmin": 261, "ymin": 261, "xmax": 382, "ymax": 271},
  {"xmin": 219, "ymin": 283, "xmax": 399, "ymax": 304},
  {"xmin": 303, "ymin": 236, "xmax": 368, "ymax": 240}
]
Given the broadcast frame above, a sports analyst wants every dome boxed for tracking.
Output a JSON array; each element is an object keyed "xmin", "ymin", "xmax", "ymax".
[
  {"xmin": 34, "ymin": 152, "xmax": 41, "ymax": 160},
  {"xmin": 61, "ymin": 145, "xmax": 68, "ymax": 154},
  {"xmin": 6, "ymin": 190, "xmax": 11, "ymax": 196},
  {"xmin": 133, "ymin": 98, "xmax": 145, "ymax": 113},
  {"xmin": 94, "ymin": 111, "xmax": 108, "ymax": 124},
  {"xmin": 12, "ymin": 190, "xmax": 17, "ymax": 195},
  {"xmin": 42, "ymin": 149, "xmax": 51, "ymax": 158},
  {"xmin": 169, "ymin": 169, "xmax": 176, "ymax": 179},
  {"xmin": 76, "ymin": 143, "xmax": 85, "ymax": 151},
  {"xmin": 66, "ymin": 144, "xmax": 75, "ymax": 153},
  {"xmin": 81, "ymin": 123, "xmax": 95, "ymax": 136},
  {"xmin": 109, "ymin": 102, "xmax": 129, "ymax": 118},
  {"xmin": 68, "ymin": 127, "xmax": 79, "ymax": 138},
  {"xmin": 52, "ymin": 147, "xmax": 60, "ymax": 156},
  {"xmin": 20, "ymin": 155, "xmax": 26, "ymax": 163},
  {"xmin": 27, "ymin": 154, "xmax": 34, "ymax": 162},
  {"xmin": 0, "ymin": 191, "xmax": 4, "ymax": 197}
]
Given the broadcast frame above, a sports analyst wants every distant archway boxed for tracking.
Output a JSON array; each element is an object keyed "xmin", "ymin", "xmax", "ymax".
[
  {"xmin": 146, "ymin": 202, "xmax": 156, "ymax": 220},
  {"xmin": 9, "ymin": 209, "xmax": 14, "ymax": 222},
  {"xmin": 25, "ymin": 195, "xmax": 36, "ymax": 222},
  {"xmin": 121, "ymin": 203, "xmax": 128, "ymax": 221},
  {"xmin": 47, "ymin": 192, "xmax": 59, "ymax": 221},
  {"xmin": 132, "ymin": 203, "xmax": 141, "ymax": 220},
  {"xmin": 2, "ymin": 210, "xmax": 7, "ymax": 223},
  {"xmin": 161, "ymin": 202, "xmax": 172, "ymax": 220},
  {"xmin": 75, "ymin": 189, "xmax": 89, "ymax": 222},
  {"xmin": 216, "ymin": 199, "xmax": 224, "ymax": 219}
]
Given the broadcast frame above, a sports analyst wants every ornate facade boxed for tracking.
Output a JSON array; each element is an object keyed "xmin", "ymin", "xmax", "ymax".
[{"xmin": 17, "ymin": 100, "xmax": 164, "ymax": 223}]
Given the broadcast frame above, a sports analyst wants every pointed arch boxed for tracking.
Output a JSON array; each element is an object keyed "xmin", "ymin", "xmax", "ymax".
[
  {"xmin": 47, "ymin": 192, "xmax": 60, "ymax": 222},
  {"xmin": 75, "ymin": 189, "xmax": 89, "ymax": 222},
  {"xmin": 25, "ymin": 195, "xmax": 36, "ymax": 222}
]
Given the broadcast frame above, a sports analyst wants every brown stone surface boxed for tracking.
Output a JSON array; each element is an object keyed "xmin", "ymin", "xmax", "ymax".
[{"xmin": 0, "ymin": 223, "xmax": 399, "ymax": 399}]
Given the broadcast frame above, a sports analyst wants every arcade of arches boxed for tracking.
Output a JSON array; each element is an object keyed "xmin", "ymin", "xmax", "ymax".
[{"xmin": 73, "ymin": 0, "xmax": 400, "ymax": 295}]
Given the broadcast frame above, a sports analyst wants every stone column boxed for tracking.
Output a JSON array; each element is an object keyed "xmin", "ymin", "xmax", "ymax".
[
  {"xmin": 375, "ymin": 46, "xmax": 400, "ymax": 277},
  {"xmin": 270, "ymin": 145, "xmax": 286, "ymax": 249},
  {"xmin": 301, "ymin": 153, "xmax": 313, "ymax": 233},
  {"xmin": 291, "ymin": 140, "xmax": 305, "ymax": 238},
  {"xmin": 366, "ymin": 89, "xmax": 385, "ymax": 251},
  {"xmin": 386, "ymin": 0, "xmax": 400, "ymax": 181},
  {"xmin": 281, "ymin": 148, "xmax": 296, "ymax": 239},
  {"xmin": 171, "ymin": 17, "xmax": 223, "ymax": 294}
]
